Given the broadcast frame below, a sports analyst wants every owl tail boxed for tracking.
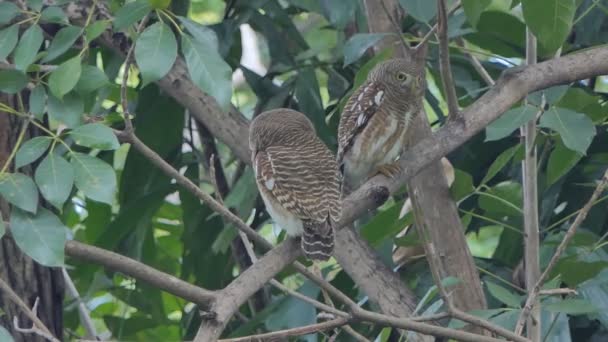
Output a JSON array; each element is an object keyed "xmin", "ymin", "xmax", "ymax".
[{"xmin": 301, "ymin": 219, "xmax": 334, "ymax": 261}]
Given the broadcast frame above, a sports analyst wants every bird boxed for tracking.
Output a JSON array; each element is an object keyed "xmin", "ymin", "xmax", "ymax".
[
  {"xmin": 337, "ymin": 58, "xmax": 425, "ymax": 192},
  {"xmin": 249, "ymin": 108, "xmax": 342, "ymax": 261}
]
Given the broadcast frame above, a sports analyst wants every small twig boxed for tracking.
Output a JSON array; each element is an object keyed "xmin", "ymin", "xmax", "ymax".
[
  {"xmin": 417, "ymin": 0, "xmax": 461, "ymax": 49},
  {"xmin": 120, "ymin": 14, "xmax": 150, "ymax": 133},
  {"xmin": 378, "ymin": 0, "xmax": 410, "ymax": 54},
  {"xmin": 515, "ymin": 168, "xmax": 608, "ymax": 335},
  {"xmin": 437, "ymin": 0, "xmax": 459, "ymax": 118},
  {"xmin": 218, "ymin": 317, "xmax": 351, "ymax": 342},
  {"xmin": 62, "ymin": 268, "xmax": 99, "ymax": 340},
  {"xmin": 455, "ymin": 38, "xmax": 495, "ymax": 86},
  {"xmin": 0, "ymin": 62, "xmax": 57, "ymax": 72},
  {"xmin": 0, "ymin": 277, "xmax": 60, "ymax": 342},
  {"xmin": 539, "ymin": 288, "xmax": 577, "ymax": 296}
]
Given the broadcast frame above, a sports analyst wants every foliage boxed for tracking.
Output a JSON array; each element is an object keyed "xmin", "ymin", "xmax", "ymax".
[{"xmin": 0, "ymin": 0, "xmax": 607, "ymax": 340}]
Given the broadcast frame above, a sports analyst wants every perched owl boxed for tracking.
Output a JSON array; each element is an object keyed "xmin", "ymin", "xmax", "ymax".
[
  {"xmin": 249, "ymin": 109, "xmax": 342, "ymax": 261},
  {"xmin": 337, "ymin": 58, "xmax": 425, "ymax": 191}
]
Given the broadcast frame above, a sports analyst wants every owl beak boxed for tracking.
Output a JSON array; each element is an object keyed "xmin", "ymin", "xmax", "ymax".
[{"xmin": 414, "ymin": 76, "xmax": 423, "ymax": 89}]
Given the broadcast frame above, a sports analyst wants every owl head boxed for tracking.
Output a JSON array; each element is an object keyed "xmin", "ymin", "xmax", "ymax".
[
  {"xmin": 249, "ymin": 108, "xmax": 316, "ymax": 153},
  {"xmin": 369, "ymin": 58, "xmax": 424, "ymax": 96}
]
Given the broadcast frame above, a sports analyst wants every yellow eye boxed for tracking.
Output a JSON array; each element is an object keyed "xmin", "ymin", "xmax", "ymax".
[{"xmin": 397, "ymin": 72, "xmax": 407, "ymax": 81}]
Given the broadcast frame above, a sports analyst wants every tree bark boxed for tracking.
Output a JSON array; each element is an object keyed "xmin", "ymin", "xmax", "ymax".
[
  {"xmin": 0, "ymin": 94, "xmax": 64, "ymax": 341},
  {"xmin": 363, "ymin": 0, "xmax": 487, "ymax": 313}
]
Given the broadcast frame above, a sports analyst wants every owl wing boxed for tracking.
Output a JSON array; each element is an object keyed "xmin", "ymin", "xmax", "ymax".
[
  {"xmin": 254, "ymin": 143, "xmax": 341, "ymax": 225},
  {"xmin": 337, "ymin": 80, "xmax": 386, "ymax": 167}
]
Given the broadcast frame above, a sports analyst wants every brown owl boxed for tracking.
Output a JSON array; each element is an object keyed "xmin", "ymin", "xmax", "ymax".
[
  {"xmin": 249, "ymin": 109, "xmax": 342, "ymax": 261},
  {"xmin": 337, "ymin": 58, "xmax": 425, "ymax": 191}
]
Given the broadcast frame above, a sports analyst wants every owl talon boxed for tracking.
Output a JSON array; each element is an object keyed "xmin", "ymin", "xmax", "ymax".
[{"xmin": 373, "ymin": 163, "xmax": 402, "ymax": 179}]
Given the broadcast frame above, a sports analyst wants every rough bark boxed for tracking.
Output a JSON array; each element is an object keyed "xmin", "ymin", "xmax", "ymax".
[
  {"xmin": 0, "ymin": 94, "xmax": 64, "ymax": 341},
  {"xmin": 362, "ymin": 0, "xmax": 487, "ymax": 313}
]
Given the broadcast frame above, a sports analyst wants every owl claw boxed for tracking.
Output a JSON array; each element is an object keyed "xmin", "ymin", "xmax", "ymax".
[{"xmin": 373, "ymin": 163, "xmax": 402, "ymax": 179}]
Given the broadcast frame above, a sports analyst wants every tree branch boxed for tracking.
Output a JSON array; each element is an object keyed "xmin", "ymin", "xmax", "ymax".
[
  {"xmin": 217, "ymin": 318, "xmax": 351, "ymax": 342},
  {"xmin": 64, "ymin": 240, "xmax": 217, "ymax": 308},
  {"xmin": 520, "ymin": 28, "xmax": 541, "ymax": 341},
  {"xmin": 0, "ymin": 277, "xmax": 60, "ymax": 342},
  {"xmin": 62, "ymin": 268, "xmax": 98, "ymax": 340},
  {"xmin": 515, "ymin": 168, "xmax": 608, "ymax": 335},
  {"xmin": 437, "ymin": 0, "xmax": 459, "ymax": 117}
]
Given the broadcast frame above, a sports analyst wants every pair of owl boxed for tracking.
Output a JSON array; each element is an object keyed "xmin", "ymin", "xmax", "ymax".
[{"xmin": 249, "ymin": 58, "xmax": 424, "ymax": 261}]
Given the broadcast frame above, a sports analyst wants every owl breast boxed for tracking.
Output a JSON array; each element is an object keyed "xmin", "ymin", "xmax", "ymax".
[
  {"xmin": 343, "ymin": 110, "xmax": 407, "ymax": 188},
  {"xmin": 257, "ymin": 183, "xmax": 304, "ymax": 236}
]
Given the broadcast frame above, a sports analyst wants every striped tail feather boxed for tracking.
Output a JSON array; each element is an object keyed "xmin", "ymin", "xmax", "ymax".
[{"xmin": 301, "ymin": 219, "xmax": 334, "ymax": 261}]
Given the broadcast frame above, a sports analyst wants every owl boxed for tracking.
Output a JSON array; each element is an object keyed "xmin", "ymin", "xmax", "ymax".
[
  {"xmin": 249, "ymin": 109, "xmax": 342, "ymax": 261},
  {"xmin": 337, "ymin": 58, "xmax": 425, "ymax": 191}
]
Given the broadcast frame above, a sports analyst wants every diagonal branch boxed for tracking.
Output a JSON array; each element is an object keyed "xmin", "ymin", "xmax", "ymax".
[
  {"xmin": 64, "ymin": 240, "xmax": 217, "ymax": 307},
  {"xmin": 0, "ymin": 277, "xmax": 60, "ymax": 342}
]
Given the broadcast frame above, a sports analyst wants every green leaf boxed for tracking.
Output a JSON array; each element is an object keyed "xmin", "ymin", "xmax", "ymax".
[
  {"xmin": 27, "ymin": 0, "xmax": 43, "ymax": 12},
  {"xmin": 85, "ymin": 20, "xmax": 110, "ymax": 42},
  {"xmin": 544, "ymin": 298, "xmax": 598, "ymax": 315},
  {"xmin": 481, "ymin": 144, "xmax": 522, "ymax": 185},
  {"xmin": 15, "ymin": 136, "xmax": 51, "ymax": 168},
  {"xmin": 522, "ymin": 0, "xmax": 576, "ymax": 53},
  {"xmin": 134, "ymin": 22, "xmax": 177, "ymax": 86},
  {"xmin": 0, "ymin": 2, "xmax": 19, "ymax": 25},
  {"xmin": 69, "ymin": 123, "xmax": 120, "ymax": 150},
  {"xmin": 75, "ymin": 65, "xmax": 110, "ymax": 93},
  {"xmin": 0, "ymin": 326, "xmax": 12, "ymax": 342},
  {"xmin": 177, "ymin": 16, "xmax": 218, "ymax": 50},
  {"xmin": 478, "ymin": 181, "xmax": 522, "ymax": 216},
  {"xmin": 361, "ymin": 202, "xmax": 413, "ymax": 246},
  {"xmin": 0, "ymin": 24, "xmax": 19, "ymax": 60},
  {"xmin": 0, "ymin": 173, "xmax": 39, "ymax": 213},
  {"xmin": 71, "ymin": 152, "xmax": 116, "ymax": 205},
  {"xmin": 528, "ymin": 85, "xmax": 569, "ymax": 107},
  {"xmin": 29, "ymin": 84, "xmax": 46, "ymax": 120},
  {"xmin": 13, "ymin": 24, "xmax": 44, "ymax": 71},
  {"xmin": 0, "ymin": 219, "xmax": 4, "ymax": 239},
  {"xmin": 113, "ymin": 0, "xmax": 152, "ymax": 30},
  {"xmin": 343, "ymin": 33, "xmax": 390, "ymax": 67},
  {"xmin": 0, "ymin": 70, "xmax": 28, "ymax": 94},
  {"xmin": 35, "ymin": 154, "xmax": 74, "ymax": 209},
  {"xmin": 539, "ymin": 107, "xmax": 596, "ymax": 155},
  {"xmin": 40, "ymin": 6, "xmax": 68, "ymax": 24},
  {"xmin": 554, "ymin": 256, "xmax": 608, "ymax": 287},
  {"xmin": 485, "ymin": 105, "xmax": 537, "ymax": 141},
  {"xmin": 320, "ymin": 0, "xmax": 358, "ymax": 29},
  {"xmin": 451, "ymin": 169, "xmax": 475, "ymax": 201},
  {"xmin": 462, "ymin": 0, "xmax": 492, "ymax": 27},
  {"xmin": 399, "ymin": 0, "xmax": 436, "ymax": 23},
  {"xmin": 181, "ymin": 34, "xmax": 232, "ymax": 110},
  {"xmin": 47, "ymin": 92, "xmax": 84, "ymax": 128},
  {"xmin": 10, "ymin": 207, "xmax": 66, "ymax": 267},
  {"xmin": 486, "ymin": 281, "xmax": 521, "ymax": 308},
  {"xmin": 42, "ymin": 25, "xmax": 82, "ymax": 62},
  {"xmin": 546, "ymin": 141, "xmax": 583, "ymax": 187},
  {"xmin": 49, "ymin": 56, "xmax": 82, "ymax": 99}
]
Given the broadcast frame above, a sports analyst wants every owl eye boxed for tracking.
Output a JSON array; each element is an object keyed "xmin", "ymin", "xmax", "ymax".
[{"xmin": 397, "ymin": 72, "xmax": 408, "ymax": 81}]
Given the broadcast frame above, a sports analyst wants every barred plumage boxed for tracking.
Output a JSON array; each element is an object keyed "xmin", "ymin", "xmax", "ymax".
[
  {"xmin": 249, "ymin": 108, "xmax": 342, "ymax": 261},
  {"xmin": 338, "ymin": 58, "xmax": 425, "ymax": 191}
]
